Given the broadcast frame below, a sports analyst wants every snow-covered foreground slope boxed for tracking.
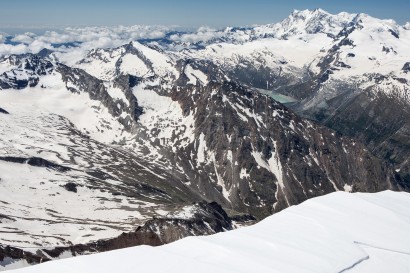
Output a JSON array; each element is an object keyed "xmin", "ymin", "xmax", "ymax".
[{"xmin": 10, "ymin": 191, "xmax": 410, "ymax": 273}]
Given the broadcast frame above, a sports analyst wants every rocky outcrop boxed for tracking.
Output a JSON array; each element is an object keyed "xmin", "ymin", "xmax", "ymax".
[
  {"xmin": 57, "ymin": 63, "xmax": 140, "ymax": 131},
  {"xmin": 271, "ymin": 22, "xmax": 410, "ymax": 190},
  {"xmin": 0, "ymin": 156, "xmax": 71, "ymax": 172},
  {"xmin": 166, "ymin": 78, "xmax": 400, "ymax": 218},
  {"xmin": 0, "ymin": 245, "xmax": 49, "ymax": 266},
  {"xmin": 275, "ymin": 40, "xmax": 410, "ymax": 189},
  {"xmin": 0, "ymin": 54, "xmax": 143, "ymax": 132},
  {"xmin": 0, "ymin": 202, "xmax": 253, "ymax": 267},
  {"xmin": 0, "ymin": 54, "xmax": 53, "ymax": 90},
  {"xmin": 403, "ymin": 62, "xmax": 410, "ymax": 73},
  {"xmin": 322, "ymin": 90, "xmax": 410, "ymax": 188}
]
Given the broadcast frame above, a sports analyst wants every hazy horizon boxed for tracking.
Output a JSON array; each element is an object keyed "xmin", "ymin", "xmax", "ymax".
[{"xmin": 0, "ymin": 0, "xmax": 408, "ymax": 34}]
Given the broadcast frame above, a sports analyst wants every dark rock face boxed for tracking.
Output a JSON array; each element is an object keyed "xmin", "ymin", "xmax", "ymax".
[
  {"xmin": 275, "ymin": 34, "xmax": 410, "ymax": 189},
  {"xmin": 287, "ymin": 81, "xmax": 410, "ymax": 189},
  {"xmin": 56, "ymin": 64, "xmax": 140, "ymax": 131},
  {"xmin": 0, "ymin": 245, "xmax": 49, "ymax": 266},
  {"xmin": 161, "ymin": 70, "xmax": 400, "ymax": 218},
  {"xmin": 0, "ymin": 54, "xmax": 53, "ymax": 90},
  {"xmin": 0, "ymin": 214, "xmax": 15, "ymax": 223},
  {"xmin": 63, "ymin": 182, "xmax": 78, "ymax": 193},
  {"xmin": 112, "ymin": 74, "xmax": 144, "ymax": 120},
  {"xmin": 319, "ymin": 69, "xmax": 333, "ymax": 83},
  {"xmin": 268, "ymin": 23, "xmax": 410, "ymax": 191},
  {"xmin": 403, "ymin": 62, "xmax": 410, "ymax": 73},
  {"xmin": 36, "ymin": 48, "xmax": 54, "ymax": 58},
  {"xmin": 389, "ymin": 29, "xmax": 400, "ymax": 39},
  {"xmin": 323, "ymin": 91, "xmax": 410, "ymax": 189},
  {"xmin": 0, "ymin": 107, "xmax": 9, "ymax": 114},
  {"xmin": 0, "ymin": 156, "xmax": 71, "ymax": 172}
]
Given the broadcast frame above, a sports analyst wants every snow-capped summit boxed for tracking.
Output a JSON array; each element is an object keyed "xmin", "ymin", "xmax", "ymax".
[
  {"xmin": 77, "ymin": 40, "xmax": 179, "ymax": 81},
  {"xmin": 164, "ymin": 9, "xmax": 357, "ymax": 47},
  {"xmin": 0, "ymin": 53, "xmax": 55, "ymax": 89},
  {"xmin": 272, "ymin": 8, "xmax": 356, "ymax": 37},
  {"xmin": 350, "ymin": 12, "xmax": 401, "ymax": 35}
]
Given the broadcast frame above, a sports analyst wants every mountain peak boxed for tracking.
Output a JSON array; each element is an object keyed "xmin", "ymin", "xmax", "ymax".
[
  {"xmin": 277, "ymin": 9, "xmax": 355, "ymax": 37},
  {"xmin": 292, "ymin": 8, "xmax": 328, "ymax": 15},
  {"xmin": 350, "ymin": 12, "xmax": 400, "ymax": 34},
  {"xmin": 313, "ymin": 7, "xmax": 327, "ymax": 13}
]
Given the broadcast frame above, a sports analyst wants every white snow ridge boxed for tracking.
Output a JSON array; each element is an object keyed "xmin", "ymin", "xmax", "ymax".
[{"xmin": 9, "ymin": 191, "xmax": 410, "ymax": 273}]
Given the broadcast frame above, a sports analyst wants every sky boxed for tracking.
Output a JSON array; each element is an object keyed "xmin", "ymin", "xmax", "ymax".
[{"xmin": 0, "ymin": 0, "xmax": 409, "ymax": 31}]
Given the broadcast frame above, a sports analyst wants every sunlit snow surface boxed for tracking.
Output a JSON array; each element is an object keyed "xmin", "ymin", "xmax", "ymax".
[
  {"xmin": 0, "ymin": 82, "xmax": 194, "ymax": 248},
  {"xmin": 10, "ymin": 191, "xmax": 410, "ymax": 273}
]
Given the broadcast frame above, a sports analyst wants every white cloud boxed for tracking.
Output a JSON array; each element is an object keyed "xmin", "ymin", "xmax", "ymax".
[
  {"xmin": 27, "ymin": 40, "xmax": 53, "ymax": 54},
  {"xmin": 0, "ymin": 25, "xmax": 173, "ymax": 59},
  {"xmin": 52, "ymin": 37, "xmax": 127, "ymax": 66},
  {"xmin": 11, "ymin": 32, "xmax": 36, "ymax": 44},
  {"xmin": 53, "ymin": 48, "xmax": 88, "ymax": 67},
  {"xmin": 170, "ymin": 26, "xmax": 224, "ymax": 43},
  {"xmin": 0, "ymin": 43, "xmax": 28, "ymax": 55}
]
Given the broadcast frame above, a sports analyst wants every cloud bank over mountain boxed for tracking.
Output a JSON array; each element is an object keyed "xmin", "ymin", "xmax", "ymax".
[{"xmin": 0, "ymin": 25, "xmax": 174, "ymax": 63}]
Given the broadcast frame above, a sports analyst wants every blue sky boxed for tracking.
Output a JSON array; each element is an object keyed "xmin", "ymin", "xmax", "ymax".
[{"xmin": 0, "ymin": 0, "xmax": 409, "ymax": 29}]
